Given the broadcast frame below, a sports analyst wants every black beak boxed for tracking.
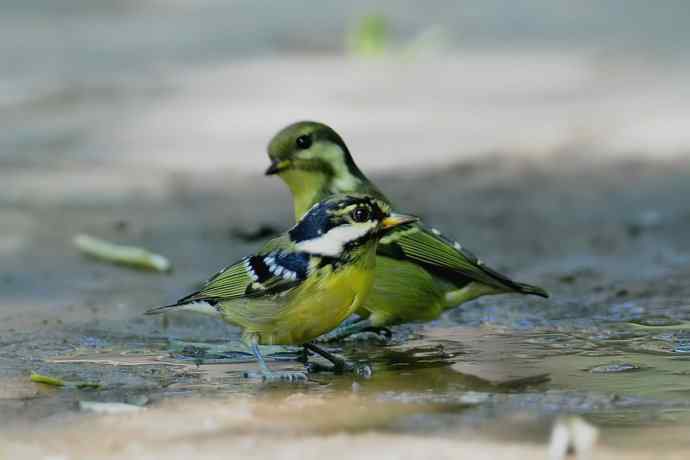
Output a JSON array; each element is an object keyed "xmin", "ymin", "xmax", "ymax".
[
  {"xmin": 265, "ymin": 163, "xmax": 280, "ymax": 175},
  {"xmin": 265, "ymin": 160, "xmax": 290, "ymax": 176}
]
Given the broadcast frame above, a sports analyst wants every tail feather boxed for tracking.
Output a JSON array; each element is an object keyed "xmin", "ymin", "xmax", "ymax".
[
  {"xmin": 513, "ymin": 281, "xmax": 549, "ymax": 298},
  {"xmin": 144, "ymin": 300, "xmax": 220, "ymax": 316},
  {"xmin": 144, "ymin": 303, "xmax": 180, "ymax": 315},
  {"xmin": 477, "ymin": 264, "xmax": 549, "ymax": 298}
]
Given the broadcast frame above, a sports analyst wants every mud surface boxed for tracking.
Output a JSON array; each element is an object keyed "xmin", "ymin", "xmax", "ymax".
[
  {"xmin": 4, "ymin": 5, "xmax": 690, "ymax": 455},
  {"xmin": 2, "ymin": 150, "xmax": 690, "ymax": 458}
]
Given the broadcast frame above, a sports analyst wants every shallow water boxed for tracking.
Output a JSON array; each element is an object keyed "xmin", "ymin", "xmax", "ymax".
[
  {"xmin": 6, "ymin": 319, "xmax": 690, "ymax": 453},
  {"xmin": 2, "ymin": 7, "xmax": 690, "ymax": 448}
]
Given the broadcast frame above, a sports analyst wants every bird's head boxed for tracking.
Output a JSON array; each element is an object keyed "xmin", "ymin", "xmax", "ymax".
[
  {"xmin": 289, "ymin": 194, "xmax": 417, "ymax": 259},
  {"xmin": 266, "ymin": 122, "xmax": 374, "ymax": 215}
]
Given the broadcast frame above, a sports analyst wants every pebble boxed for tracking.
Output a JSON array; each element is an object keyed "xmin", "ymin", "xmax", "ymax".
[{"xmin": 588, "ymin": 362, "xmax": 642, "ymax": 373}]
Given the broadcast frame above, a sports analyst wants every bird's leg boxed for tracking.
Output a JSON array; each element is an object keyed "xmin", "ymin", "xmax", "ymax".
[
  {"xmin": 296, "ymin": 345, "xmax": 311, "ymax": 364},
  {"xmin": 316, "ymin": 319, "xmax": 393, "ymax": 343},
  {"xmin": 314, "ymin": 315, "xmax": 366, "ymax": 343},
  {"xmin": 303, "ymin": 343, "xmax": 373, "ymax": 378},
  {"xmin": 243, "ymin": 337, "xmax": 307, "ymax": 383},
  {"xmin": 338, "ymin": 315, "xmax": 367, "ymax": 328},
  {"xmin": 168, "ymin": 340, "xmax": 299, "ymax": 364},
  {"xmin": 303, "ymin": 343, "xmax": 352, "ymax": 373}
]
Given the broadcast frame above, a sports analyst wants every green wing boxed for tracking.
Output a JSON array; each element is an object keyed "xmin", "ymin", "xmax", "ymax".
[
  {"xmin": 378, "ymin": 223, "xmax": 548, "ymax": 297},
  {"xmin": 343, "ymin": 184, "xmax": 532, "ymax": 292},
  {"xmin": 179, "ymin": 238, "xmax": 303, "ymax": 303},
  {"xmin": 179, "ymin": 258, "xmax": 254, "ymax": 302}
]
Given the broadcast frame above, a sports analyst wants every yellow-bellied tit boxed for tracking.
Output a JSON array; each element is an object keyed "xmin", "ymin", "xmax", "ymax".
[
  {"xmin": 146, "ymin": 194, "xmax": 417, "ymax": 382},
  {"xmin": 266, "ymin": 121, "xmax": 549, "ymax": 341}
]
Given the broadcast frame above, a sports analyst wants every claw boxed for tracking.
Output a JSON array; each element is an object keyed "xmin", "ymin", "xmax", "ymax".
[
  {"xmin": 305, "ymin": 362, "xmax": 332, "ymax": 374},
  {"xmin": 306, "ymin": 360, "xmax": 352, "ymax": 375},
  {"xmin": 243, "ymin": 370, "xmax": 308, "ymax": 382},
  {"xmin": 243, "ymin": 370, "xmax": 262, "ymax": 379},
  {"xmin": 296, "ymin": 346, "xmax": 311, "ymax": 364},
  {"xmin": 371, "ymin": 327, "xmax": 393, "ymax": 341},
  {"xmin": 353, "ymin": 363, "xmax": 373, "ymax": 379},
  {"xmin": 306, "ymin": 360, "xmax": 373, "ymax": 378},
  {"xmin": 244, "ymin": 338, "xmax": 309, "ymax": 383},
  {"xmin": 302, "ymin": 343, "xmax": 373, "ymax": 377},
  {"xmin": 270, "ymin": 371, "xmax": 308, "ymax": 382}
]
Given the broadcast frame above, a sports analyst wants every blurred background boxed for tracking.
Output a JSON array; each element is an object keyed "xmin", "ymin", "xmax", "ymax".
[
  {"xmin": 4, "ymin": 0, "xmax": 690, "ymax": 193},
  {"xmin": 3, "ymin": 2, "xmax": 690, "ymax": 458}
]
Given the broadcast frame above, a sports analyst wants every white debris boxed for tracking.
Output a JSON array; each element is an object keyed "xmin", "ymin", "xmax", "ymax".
[
  {"xmin": 73, "ymin": 234, "xmax": 171, "ymax": 272},
  {"xmin": 549, "ymin": 416, "xmax": 598, "ymax": 460},
  {"xmin": 78, "ymin": 401, "xmax": 144, "ymax": 415}
]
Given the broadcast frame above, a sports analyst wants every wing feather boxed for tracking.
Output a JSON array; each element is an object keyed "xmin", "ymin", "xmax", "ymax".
[
  {"xmin": 178, "ymin": 251, "xmax": 309, "ymax": 303},
  {"xmin": 378, "ymin": 223, "xmax": 538, "ymax": 293}
]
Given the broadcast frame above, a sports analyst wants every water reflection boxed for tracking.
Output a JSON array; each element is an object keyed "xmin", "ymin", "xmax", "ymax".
[{"xmin": 16, "ymin": 321, "xmax": 689, "ymax": 450}]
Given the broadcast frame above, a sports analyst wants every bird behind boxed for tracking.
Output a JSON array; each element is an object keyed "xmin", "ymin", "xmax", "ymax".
[{"xmin": 265, "ymin": 121, "xmax": 548, "ymax": 340}]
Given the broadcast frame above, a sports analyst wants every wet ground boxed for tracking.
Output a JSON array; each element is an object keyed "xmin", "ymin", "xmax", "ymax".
[
  {"xmin": 2, "ymin": 152, "xmax": 690, "ymax": 458},
  {"xmin": 3, "ymin": 2, "xmax": 690, "ymax": 456}
]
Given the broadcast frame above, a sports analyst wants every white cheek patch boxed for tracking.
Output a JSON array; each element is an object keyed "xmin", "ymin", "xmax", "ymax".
[{"xmin": 296, "ymin": 222, "xmax": 375, "ymax": 256}]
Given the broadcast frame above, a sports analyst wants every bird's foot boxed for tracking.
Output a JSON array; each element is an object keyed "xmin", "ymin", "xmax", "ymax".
[
  {"xmin": 295, "ymin": 346, "xmax": 311, "ymax": 364},
  {"xmin": 369, "ymin": 327, "xmax": 393, "ymax": 341},
  {"xmin": 170, "ymin": 340, "xmax": 301, "ymax": 364},
  {"xmin": 306, "ymin": 361, "xmax": 373, "ymax": 378},
  {"xmin": 338, "ymin": 315, "xmax": 367, "ymax": 328},
  {"xmin": 314, "ymin": 331, "xmax": 341, "ymax": 343},
  {"xmin": 316, "ymin": 320, "xmax": 393, "ymax": 343},
  {"xmin": 354, "ymin": 363, "xmax": 374, "ymax": 379},
  {"xmin": 305, "ymin": 360, "xmax": 349, "ymax": 374},
  {"xmin": 243, "ymin": 370, "xmax": 308, "ymax": 383}
]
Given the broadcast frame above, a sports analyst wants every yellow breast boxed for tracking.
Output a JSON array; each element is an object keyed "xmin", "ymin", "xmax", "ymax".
[
  {"xmin": 218, "ymin": 244, "xmax": 378, "ymax": 345},
  {"xmin": 264, "ymin": 260, "xmax": 374, "ymax": 345}
]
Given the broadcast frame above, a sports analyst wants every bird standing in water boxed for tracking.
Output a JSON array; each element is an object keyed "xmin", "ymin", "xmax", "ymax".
[
  {"xmin": 147, "ymin": 194, "xmax": 416, "ymax": 381},
  {"xmin": 265, "ymin": 121, "xmax": 548, "ymax": 341}
]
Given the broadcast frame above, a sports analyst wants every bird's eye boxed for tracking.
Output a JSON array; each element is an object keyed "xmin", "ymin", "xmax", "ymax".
[
  {"xmin": 295, "ymin": 135, "xmax": 312, "ymax": 150},
  {"xmin": 351, "ymin": 207, "xmax": 370, "ymax": 223}
]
